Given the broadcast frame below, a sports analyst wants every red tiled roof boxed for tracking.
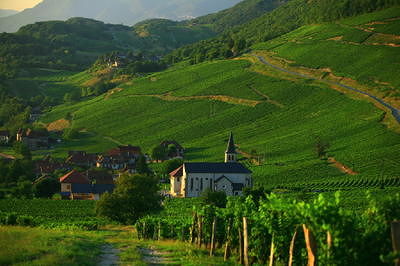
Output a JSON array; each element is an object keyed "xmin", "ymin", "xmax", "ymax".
[
  {"xmin": 107, "ymin": 145, "xmax": 141, "ymax": 156},
  {"xmin": 169, "ymin": 165, "xmax": 183, "ymax": 177},
  {"xmin": 60, "ymin": 170, "xmax": 90, "ymax": 184}
]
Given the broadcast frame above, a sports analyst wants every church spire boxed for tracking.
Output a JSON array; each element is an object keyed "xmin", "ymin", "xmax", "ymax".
[{"xmin": 225, "ymin": 132, "xmax": 237, "ymax": 163}]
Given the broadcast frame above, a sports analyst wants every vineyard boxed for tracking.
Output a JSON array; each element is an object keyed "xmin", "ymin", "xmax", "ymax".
[
  {"xmin": 0, "ymin": 199, "xmax": 106, "ymax": 229},
  {"xmin": 136, "ymin": 192, "xmax": 400, "ymax": 265}
]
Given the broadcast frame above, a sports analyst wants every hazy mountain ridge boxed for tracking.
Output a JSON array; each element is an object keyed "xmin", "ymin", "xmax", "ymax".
[
  {"xmin": 0, "ymin": 0, "xmax": 242, "ymax": 33},
  {"xmin": 0, "ymin": 9, "xmax": 18, "ymax": 18}
]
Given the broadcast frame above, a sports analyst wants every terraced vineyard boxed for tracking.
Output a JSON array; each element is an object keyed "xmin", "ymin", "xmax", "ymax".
[{"xmin": 38, "ymin": 7, "xmax": 400, "ymax": 199}]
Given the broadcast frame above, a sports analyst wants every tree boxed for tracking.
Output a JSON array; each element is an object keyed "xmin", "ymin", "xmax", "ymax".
[
  {"xmin": 13, "ymin": 142, "xmax": 31, "ymax": 160},
  {"xmin": 96, "ymin": 173, "xmax": 161, "ymax": 224},
  {"xmin": 151, "ymin": 144, "xmax": 167, "ymax": 161},
  {"xmin": 135, "ymin": 155, "xmax": 150, "ymax": 174},
  {"xmin": 201, "ymin": 188, "xmax": 227, "ymax": 208},
  {"xmin": 33, "ymin": 177, "xmax": 60, "ymax": 198},
  {"xmin": 161, "ymin": 158, "xmax": 183, "ymax": 176},
  {"xmin": 314, "ymin": 136, "xmax": 330, "ymax": 158}
]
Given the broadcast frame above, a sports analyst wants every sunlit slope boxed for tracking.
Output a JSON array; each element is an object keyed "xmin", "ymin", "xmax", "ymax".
[
  {"xmin": 253, "ymin": 6, "xmax": 400, "ymax": 103},
  {"xmin": 41, "ymin": 58, "xmax": 400, "ymax": 188}
]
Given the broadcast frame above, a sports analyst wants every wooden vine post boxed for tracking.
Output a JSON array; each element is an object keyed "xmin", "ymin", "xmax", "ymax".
[
  {"xmin": 158, "ymin": 221, "xmax": 161, "ymax": 241},
  {"xmin": 392, "ymin": 221, "xmax": 400, "ymax": 266},
  {"xmin": 210, "ymin": 216, "xmax": 217, "ymax": 256},
  {"xmin": 303, "ymin": 224, "xmax": 317, "ymax": 266},
  {"xmin": 224, "ymin": 219, "xmax": 232, "ymax": 261},
  {"xmin": 198, "ymin": 215, "xmax": 203, "ymax": 248},
  {"xmin": 288, "ymin": 227, "xmax": 298, "ymax": 266},
  {"xmin": 243, "ymin": 217, "xmax": 249, "ymax": 266},
  {"xmin": 327, "ymin": 231, "xmax": 332, "ymax": 261},
  {"xmin": 269, "ymin": 234, "xmax": 275, "ymax": 266},
  {"xmin": 190, "ymin": 212, "xmax": 197, "ymax": 244},
  {"xmin": 239, "ymin": 222, "xmax": 244, "ymax": 265}
]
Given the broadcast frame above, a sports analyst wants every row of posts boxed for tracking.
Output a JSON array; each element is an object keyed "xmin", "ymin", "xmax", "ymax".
[{"xmin": 188, "ymin": 212, "xmax": 400, "ymax": 266}]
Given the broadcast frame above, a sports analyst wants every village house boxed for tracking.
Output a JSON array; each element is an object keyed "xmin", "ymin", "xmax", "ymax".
[
  {"xmin": 170, "ymin": 133, "xmax": 252, "ymax": 198},
  {"xmin": 96, "ymin": 145, "xmax": 141, "ymax": 172},
  {"xmin": 160, "ymin": 140, "xmax": 184, "ymax": 159},
  {"xmin": 66, "ymin": 151, "xmax": 98, "ymax": 168},
  {"xmin": 59, "ymin": 170, "xmax": 114, "ymax": 200},
  {"xmin": 0, "ymin": 130, "xmax": 10, "ymax": 144},
  {"xmin": 16, "ymin": 128, "xmax": 49, "ymax": 150},
  {"xmin": 35, "ymin": 155, "xmax": 70, "ymax": 177}
]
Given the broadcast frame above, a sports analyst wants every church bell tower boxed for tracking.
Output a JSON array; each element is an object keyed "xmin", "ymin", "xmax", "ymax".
[{"xmin": 225, "ymin": 132, "xmax": 237, "ymax": 163}]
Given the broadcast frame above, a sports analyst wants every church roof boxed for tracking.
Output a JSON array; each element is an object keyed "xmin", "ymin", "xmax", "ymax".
[
  {"xmin": 226, "ymin": 132, "xmax": 236, "ymax": 154},
  {"xmin": 184, "ymin": 162, "xmax": 251, "ymax": 174}
]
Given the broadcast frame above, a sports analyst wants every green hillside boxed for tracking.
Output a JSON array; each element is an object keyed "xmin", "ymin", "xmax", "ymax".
[
  {"xmin": 253, "ymin": 6, "xmax": 400, "ymax": 105},
  {"xmin": 166, "ymin": 0, "xmax": 400, "ymax": 64},
  {"xmin": 41, "ymin": 50, "xmax": 400, "ymax": 190},
  {"xmin": 191, "ymin": 0, "xmax": 288, "ymax": 33}
]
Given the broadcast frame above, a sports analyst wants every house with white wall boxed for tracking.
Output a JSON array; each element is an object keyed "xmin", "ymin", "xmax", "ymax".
[{"xmin": 170, "ymin": 133, "xmax": 252, "ymax": 197}]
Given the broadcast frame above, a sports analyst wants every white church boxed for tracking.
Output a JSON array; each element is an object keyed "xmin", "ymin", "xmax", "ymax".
[{"xmin": 169, "ymin": 133, "xmax": 252, "ymax": 198}]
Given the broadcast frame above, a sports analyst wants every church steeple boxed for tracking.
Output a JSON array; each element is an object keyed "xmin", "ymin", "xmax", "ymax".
[{"xmin": 225, "ymin": 132, "xmax": 237, "ymax": 163}]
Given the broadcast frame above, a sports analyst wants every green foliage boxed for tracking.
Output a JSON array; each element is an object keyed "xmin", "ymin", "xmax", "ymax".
[
  {"xmin": 62, "ymin": 128, "xmax": 80, "ymax": 140},
  {"xmin": 13, "ymin": 142, "xmax": 31, "ymax": 160},
  {"xmin": 200, "ymin": 189, "xmax": 227, "ymax": 208},
  {"xmin": 0, "ymin": 199, "xmax": 106, "ymax": 229},
  {"xmin": 33, "ymin": 177, "xmax": 60, "ymax": 198},
  {"xmin": 96, "ymin": 174, "xmax": 162, "ymax": 224},
  {"xmin": 161, "ymin": 159, "xmax": 183, "ymax": 176},
  {"xmin": 151, "ymin": 145, "xmax": 167, "ymax": 161}
]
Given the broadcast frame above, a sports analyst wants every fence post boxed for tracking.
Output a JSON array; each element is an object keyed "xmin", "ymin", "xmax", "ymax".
[
  {"xmin": 224, "ymin": 219, "xmax": 232, "ymax": 261},
  {"xmin": 288, "ymin": 227, "xmax": 298, "ymax": 266},
  {"xmin": 210, "ymin": 216, "xmax": 217, "ymax": 256},
  {"xmin": 392, "ymin": 221, "xmax": 400, "ymax": 266},
  {"xmin": 269, "ymin": 234, "xmax": 275, "ymax": 266},
  {"xmin": 303, "ymin": 224, "xmax": 317, "ymax": 266},
  {"xmin": 243, "ymin": 217, "xmax": 249, "ymax": 266}
]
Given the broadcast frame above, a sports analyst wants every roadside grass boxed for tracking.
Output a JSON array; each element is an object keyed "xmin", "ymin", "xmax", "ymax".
[
  {"xmin": 0, "ymin": 226, "xmax": 104, "ymax": 266},
  {"xmin": 137, "ymin": 239, "xmax": 236, "ymax": 265}
]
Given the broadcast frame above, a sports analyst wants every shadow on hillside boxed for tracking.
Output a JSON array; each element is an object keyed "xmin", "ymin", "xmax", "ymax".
[{"xmin": 184, "ymin": 147, "xmax": 208, "ymax": 161}]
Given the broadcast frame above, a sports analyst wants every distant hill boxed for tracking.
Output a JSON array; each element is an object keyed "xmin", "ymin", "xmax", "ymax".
[
  {"xmin": 0, "ymin": 0, "xmax": 242, "ymax": 33},
  {"xmin": 0, "ymin": 9, "xmax": 18, "ymax": 18},
  {"xmin": 191, "ymin": 0, "xmax": 288, "ymax": 33},
  {"xmin": 0, "ymin": 17, "xmax": 215, "ymax": 75}
]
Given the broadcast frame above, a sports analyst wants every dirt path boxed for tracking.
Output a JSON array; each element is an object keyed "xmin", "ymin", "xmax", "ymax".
[
  {"xmin": 328, "ymin": 157, "xmax": 358, "ymax": 175},
  {"xmin": 138, "ymin": 246, "xmax": 173, "ymax": 265},
  {"xmin": 248, "ymin": 85, "xmax": 285, "ymax": 108},
  {"xmin": 123, "ymin": 93, "xmax": 262, "ymax": 107},
  {"xmin": 254, "ymin": 55, "xmax": 400, "ymax": 124},
  {"xmin": 98, "ymin": 244, "xmax": 120, "ymax": 266}
]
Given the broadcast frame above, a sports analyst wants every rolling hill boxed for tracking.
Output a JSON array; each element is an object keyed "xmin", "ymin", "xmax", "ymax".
[
  {"xmin": 39, "ymin": 7, "xmax": 400, "ymax": 192},
  {"xmin": 0, "ymin": 0, "xmax": 242, "ymax": 33}
]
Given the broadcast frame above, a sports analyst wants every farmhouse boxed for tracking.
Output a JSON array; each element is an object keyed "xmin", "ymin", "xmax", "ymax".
[
  {"xmin": 170, "ymin": 133, "xmax": 252, "ymax": 198},
  {"xmin": 66, "ymin": 151, "xmax": 98, "ymax": 168},
  {"xmin": 0, "ymin": 130, "xmax": 10, "ymax": 144},
  {"xmin": 16, "ymin": 128, "xmax": 49, "ymax": 150},
  {"xmin": 96, "ymin": 145, "xmax": 141, "ymax": 171},
  {"xmin": 59, "ymin": 170, "xmax": 114, "ymax": 200}
]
